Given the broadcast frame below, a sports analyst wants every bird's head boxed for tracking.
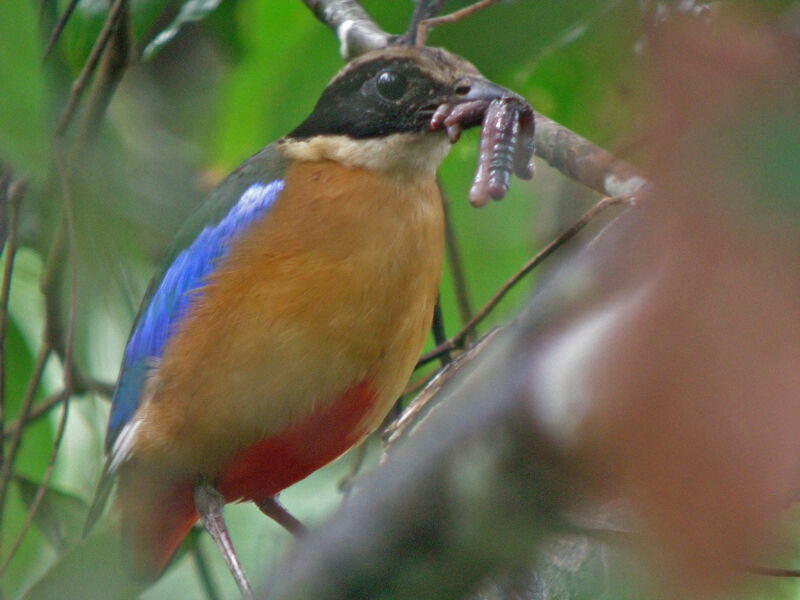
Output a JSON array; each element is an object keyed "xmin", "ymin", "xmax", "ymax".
[{"xmin": 280, "ymin": 46, "xmax": 515, "ymax": 177}]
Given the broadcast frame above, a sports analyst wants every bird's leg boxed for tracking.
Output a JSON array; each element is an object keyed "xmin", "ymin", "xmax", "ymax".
[
  {"xmin": 194, "ymin": 481, "xmax": 254, "ymax": 600},
  {"xmin": 255, "ymin": 496, "xmax": 309, "ymax": 537}
]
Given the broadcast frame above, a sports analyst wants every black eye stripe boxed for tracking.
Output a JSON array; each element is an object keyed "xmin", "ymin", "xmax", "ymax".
[{"xmin": 289, "ymin": 55, "xmax": 460, "ymax": 140}]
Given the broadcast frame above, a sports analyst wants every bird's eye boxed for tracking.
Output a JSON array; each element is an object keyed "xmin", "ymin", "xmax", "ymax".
[{"xmin": 375, "ymin": 70, "xmax": 408, "ymax": 101}]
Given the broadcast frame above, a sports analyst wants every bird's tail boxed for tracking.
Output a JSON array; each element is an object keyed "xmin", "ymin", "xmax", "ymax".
[
  {"xmin": 83, "ymin": 458, "xmax": 117, "ymax": 538},
  {"xmin": 116, "ymin": 471, "xmax": 199, "ymax": 581}
]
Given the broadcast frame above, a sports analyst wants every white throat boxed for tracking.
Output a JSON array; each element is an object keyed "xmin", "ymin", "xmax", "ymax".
[{"xmin": 280, "ymin": 132, "xmax": 452, "ymax": 178}]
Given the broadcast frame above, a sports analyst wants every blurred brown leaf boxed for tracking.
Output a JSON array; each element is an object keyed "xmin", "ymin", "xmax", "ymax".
[{"xmin": 570, "ymin": 17, "xmax": 800, "ymax": 593}]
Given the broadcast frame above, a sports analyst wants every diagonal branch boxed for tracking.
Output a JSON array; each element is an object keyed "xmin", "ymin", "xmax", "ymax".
[
  {"xmin": 55, "ymin": 0, "xmax": 127, "ymax": 137},
  {"xmin": 300, "ymin": 0, "xmax": 390, "ymax": 59},
  {"xmin": 299, "ymin": 1, "xmax": 653, "ymax": 201},
  {"xmin": 417, "ymin": 194, "xmax": 633, "ymax": 368},
  {"xmin": 534, "ymin": 114, "xmax": 649, "ymax": 198},
  {"xmin": 3, "ymin": 390, "xmax": 65, "ymax": 441},
  {"xmin": 43, "ymin": 0, "xmax": 81, "ymax": 60},
  {"xmin": 77, "ymin": 0, "xmax": 131, "ymax": 144}
]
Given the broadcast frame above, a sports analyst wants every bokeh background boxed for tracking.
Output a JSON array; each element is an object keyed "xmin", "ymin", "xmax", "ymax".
[{"xmin": 1, "ymin": 1, "xmax": 799, "ymax": 598}]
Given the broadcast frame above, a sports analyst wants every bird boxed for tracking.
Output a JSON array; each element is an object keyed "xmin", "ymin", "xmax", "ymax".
[{"xmin": 85, "ymin": 44, "xmax": 521, "ymax": 595}]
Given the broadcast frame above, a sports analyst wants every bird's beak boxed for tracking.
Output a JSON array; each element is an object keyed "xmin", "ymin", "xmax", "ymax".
[
  {"xmin": 454, "ymin": 76, "xmax": 516, "ymax": 105},
  {"xmin": 431, "ymin": 76, "xmax": 521, "ymax": 143}
]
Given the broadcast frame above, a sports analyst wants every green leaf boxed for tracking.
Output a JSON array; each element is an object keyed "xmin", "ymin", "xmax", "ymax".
[
  {"xmin": 1, "ymin": 318, "xmax": 54, "ymax": 598},
  {"xmin": 24, "ymin": 523, "xmax": 143, "ymax": 600},
  {"xmin": 0, "ymin": 0, "xmax": 50, "ymax": 176},
  {"xmin": 143, "ymin": 0, "xmax": 224, "ymax": 60},
  {"xmin": 15, "ymin": 476, "xmax": 88, "ymax": 553}
]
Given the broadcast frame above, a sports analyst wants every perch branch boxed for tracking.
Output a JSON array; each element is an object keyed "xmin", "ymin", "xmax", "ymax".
[
  {"xmin": 533, "ymin": 114, "xmax": 650, "ymax": 198},
  {"xmin": 300, "ymin": 0, "xmax": 390, "ymax": 59}
]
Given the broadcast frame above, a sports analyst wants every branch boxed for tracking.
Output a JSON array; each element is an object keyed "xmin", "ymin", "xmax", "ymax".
[
  {"xmin": 55, "ymin": 0, "xmax": 127, "ymax": 137},
  {"xmin": 38, "ymin": 153, "xmax": 115, "ymax": 400},
  {"xmin": 417, "ymin": 194, "xmax": 633, "ymax": 368},
  {"xmin": 0, "ymin": 178, "xmax": 25, "ymax": 504},
  {"xmin": 77, "ymin": 0, "xmax": 131, "ymax": 144},
  {"xmin": 300, "ymin": 0, "xmax": 391, "ymax": 59},
  {"xmin": 746, "ymin": 566, "xmax": 800, "ymax": 578},
  {"xmin": 2, "ymin": 390, "xmax": 65, "ymax": 440},
  {"xmin": 0, "ymin": 357, "xmax": 69, "ymax": 578},
  {"xmin": 0, "ymin": 142, "xmax": 82, "ymax": 576},
  {"xmin": 43, "ymin": 0, "xmax": 80, "ymax": 60},
  {"xmin": 441, "ymin": 186, "xmax": 475, "ymax": 329},
  {"xmin": 0, "ymin": 171, "xmax": 10, "ymax": 250},
  {"xmin": 0, "ymin": 344, "xmax": 51, "ymax": 554},
  {"xmin": 387, "ymin": 329, "xmax": 500, "ymax": 450},
  {"xmin": 533, "ymin": 114, "xmax": 650, "ymax": 199},
  {"xmin": 302, "ymin": 2, "xmax": 652, "ymax": 200}
]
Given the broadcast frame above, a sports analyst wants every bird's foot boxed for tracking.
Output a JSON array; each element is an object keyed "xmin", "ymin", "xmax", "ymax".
[
  {"xmin": 256, "ymin": 496, "xmax": 309, "ymax": 537},
  {"xmin": 195, "ymin": 481, "xmax": 254, "ymax": 600}
]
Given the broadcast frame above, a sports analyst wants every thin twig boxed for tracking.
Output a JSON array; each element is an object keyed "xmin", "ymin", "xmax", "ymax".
[
  {"xmin": 431, "ymin": 298, "xmax": 450, "ymax": 366},
  {"xmin": 0, "ymin": 368, "xmax": 70, "ymax": 577},
  {"xmin": 73, "ymin": 374, "xmax": 115, "ymax": 397},
  {"xmin": 34, "ymin": 166, "xmax": 113, "ymax": 405},
  {"xmin": 0, "ymin": 343, "xmax": 50, "ymax": 577},
  {"xmin": 417, "ymin": 195, "xmax": 631, "ymax": 367},
  {"xmin": 397, "ymin": 0, "xmax": 448, "ymax": 45},
  {"xmin": 2, "ymin": 390, "xmax": 65, "ymax": 440},
  {"xmin": 193, "ymin": 544, "xmax": 224, "ymax": 600},
  {"xmin": 55, "ymin": 0, "xmax": 126, "ymax": 136},
  {"xmin": 0, "ymin": 344, "xmax": 51, "ymax": 555},
  {"xmin": 0, "ymin": 148, "xmax": 81, "ymax": 576},
  {"xmin": 440, "ymin": 188, "xmax": 474, "ymax": 329},
  {"xmin": 386, "ymin": 329, "xmax": 499, "ymax": 451},
  {"xmin": 77, "ymin": 0, "xmax": 131, "ymax": 144},
  {"xmin": 401, "ymin": 370, "xmax": 438, "ymax": 399},
  {"xmin": 337, "ymin": 442, "xmax": 369, "ymax": 495},
  {"xmin": 416, "ymin": 0, "xmax": 501, "ymax": 47},
  {"xmin": 43, "ymin": 0, "xmax": 81, "ymax": 60},
  {"xmin": 0, "ymin": 179, "xmax": 25, "ymax": 537},
  {"xmin": 747, "ymin": 565, "xmax": 800, "ymax": 578},
  {"xmin": 0, "ymin": 172, "xmax": 10, "ymax": 250}
]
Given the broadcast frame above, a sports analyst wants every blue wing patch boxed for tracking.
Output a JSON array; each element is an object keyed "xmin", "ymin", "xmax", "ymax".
[{"xmin": 107, "ymin": 180, "xmax": 285, "ymax": 447}]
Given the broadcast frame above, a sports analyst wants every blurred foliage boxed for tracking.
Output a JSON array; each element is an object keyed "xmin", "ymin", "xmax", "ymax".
[{"xmin": 0, "ymin": 0, "xmax": 798, "ymax": 598}]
